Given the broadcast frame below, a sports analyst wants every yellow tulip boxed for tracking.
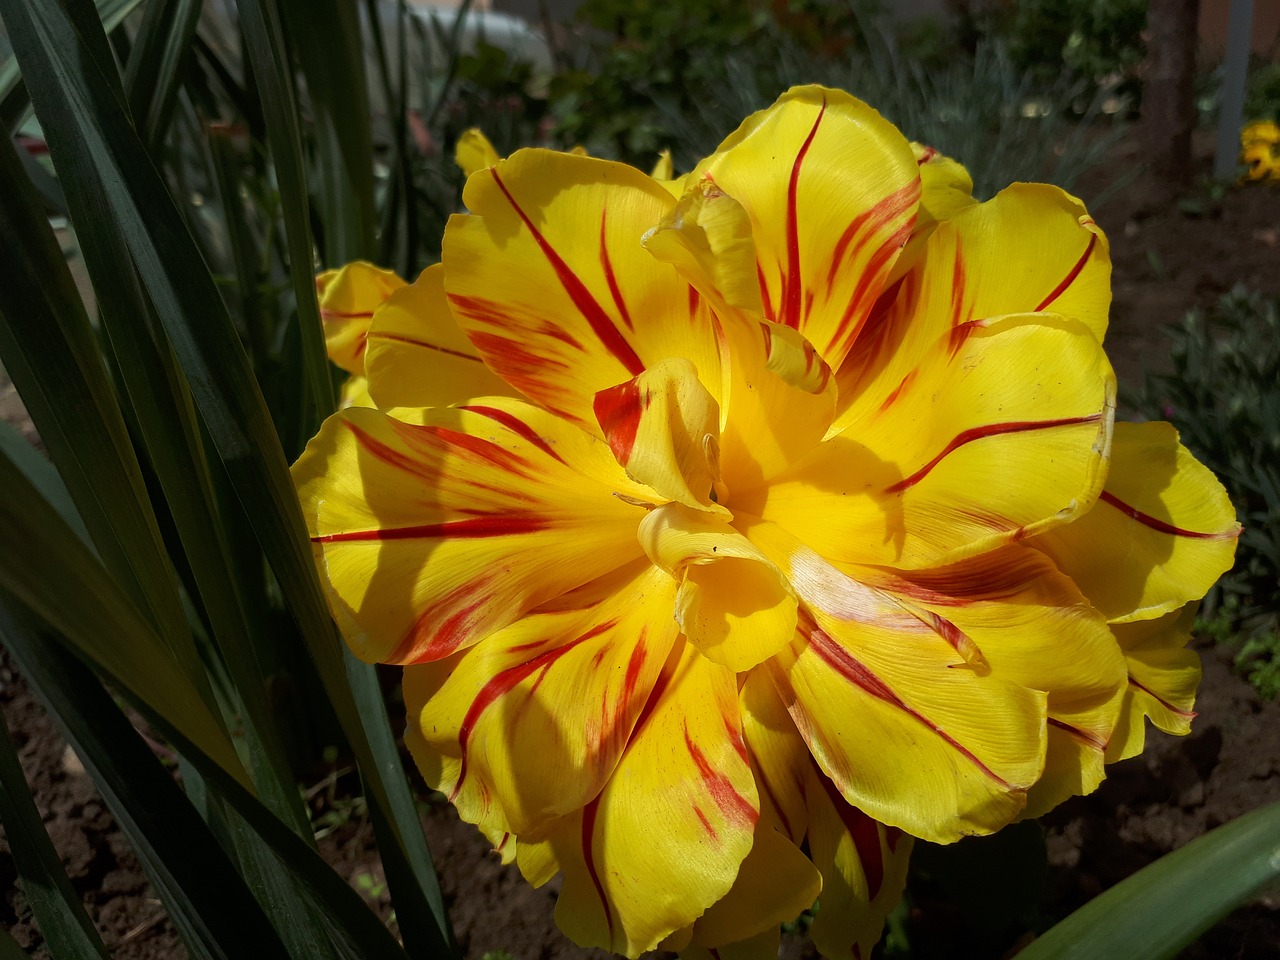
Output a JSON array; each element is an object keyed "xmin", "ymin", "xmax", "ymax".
[{"xmin": 295, "ymin": 86, "xmax": 1239, "ymax": 959}]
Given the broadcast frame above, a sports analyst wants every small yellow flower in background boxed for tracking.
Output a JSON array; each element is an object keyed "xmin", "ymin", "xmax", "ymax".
[
  {"xmin": 295, "ymin": 87, "xmax": 1239, "ymax": 958},
  {"xmin": 315, "ymin": 262, "xmax": 404, "ymax": 407},
  {"xmin": 1240, "ymin": 120, "xmax": 1280, "ymax": 182}
]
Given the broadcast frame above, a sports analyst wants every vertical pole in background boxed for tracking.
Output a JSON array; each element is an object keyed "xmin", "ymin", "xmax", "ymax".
[
  {"xmin": 1143, "ymin": 0, "xmax": 1201, "ymax": 188},
  {"xmin": 1214, "ymin": 0, "xmax": 1254, "ymax": 180}
]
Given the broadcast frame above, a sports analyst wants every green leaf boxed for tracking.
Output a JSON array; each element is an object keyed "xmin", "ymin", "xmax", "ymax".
[
  {"xmin": 123, "ymin": 0, "xmax": 203, "ymax": 151},
  {"xmin": 1020, "ymin": 801, "xmax": 1280, "ymax": 960},
  {"xmin": 0, "ymin": 707, "xmax": 110, "ymax": 960}
]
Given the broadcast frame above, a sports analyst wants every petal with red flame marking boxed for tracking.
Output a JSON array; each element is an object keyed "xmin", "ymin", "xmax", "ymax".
[
  {"xmin": 444, "ymin": 149, "xmax": 721, "ymax": 430},
  {"xmin": 835, "ymin": 184, "xmax": 1110, "ymax": 429},
  {"xmin": 1032, "ymin": 421, "xmax": 1240, "ymax": 624},
  {"xmin": 740, "ymin": 669, "xmax": 810, "ymax": 846},
  {"xmin": 291, "ymin": 400, "xmax": 649, "ymax": 664},
  {"xmin": 689, "ymin": 85, "xmax": 920, "ymax": 371},
  {"xmin": 638, "ymin": 503, "xmax": 796, "ymax": 672},
  {"xmin": 806, "ymin": 766, "xmax": 913, "ymax": 960},
  {"xmin": 364, "ymin": 264, "xmax": 517, "ymax": 409},
  {"xmin": 769, "ymin": 604, "xmax": 1046, "ymax": 843},
  {"xmin": 518, "ymin": 641, "xmax": 758, "ymax": 957},
  {"xmin": 594, "ymin": 358, "xmax": 725, "ymax": 513},
  {"xmin": 403, "ymin": 561, "xmax": 678, "ymax": 836},
  {"xmin": 745, "ymin": 314, "xmax": 1115, "ymax": 570}
]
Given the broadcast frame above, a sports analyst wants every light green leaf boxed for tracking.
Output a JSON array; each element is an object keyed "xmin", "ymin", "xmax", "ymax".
[{"xmin": 1021, "ymin": 801, "xmax": 1280, "ymax": 959}]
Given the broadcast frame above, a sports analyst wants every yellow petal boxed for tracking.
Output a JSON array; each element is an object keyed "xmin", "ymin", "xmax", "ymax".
[
  {"xmin": 594, "ymin": 358, "xmax": 724, "ymax": 512},
  {"xmin": 888, "ymin": 142, "xmax": 978, "ymax": 285},
  {"xmin": 455, "ymin": 127, "xmax": 501, "ymax": 178},
  {"xmin": 1021, "ymin": 712, "xmax": 1109, "ymax": 820},
  {"xmin": 835, "ymin": 184, "xmax": 1110, "ymax": 429},
  {"xmin": 740, "ymin": 670, "xmax": 810, "ymax": 845},
  {"xmin": 638, "ymin": 503, "xmax": 796, "ymax": 671},
  {"xmin": 292, "ymin": 401, "xmax": 650, "ymax": 663},
  {"xmin": 690, "ymin": 85, "xmax": 920, "ymax": 370},
  {"xmin": 806, "ymin": 767, "xmax": 913, "ymax": 960},
  {"xmin": 339, "ymin": 374, "xmax": 374, "ymax": 409},
  {"xmin": 316, "ymin": 261, "xmax": 407, "ymax": 375},
  {"xmin": 1033, "ymin": 421, "xmax": 1240, "ymax": 623},
  {"xmin": 524, "ymin": 642, "xmax": 758, "ymax": 956},
  {"xmin": 1106, "ymin": 605, "xmax": 1201, "ymax": 763},
  {"xmin": 364, "ymin": 264, "xmax": 518, "ymax": 409},
  {"xmin": 749, "ymin": 314, "xmax": 1115, "ymax": 569},
  {"xmin": 651, "ymin": 149, "xmax": 675, "ymax": 181},
  {"xmin": 689, "ymin": 822, "xmax": 821, "ymax": 947},
  {"xmin": 716, "ymin": 317, "xmax": 837, "ymax": 500},
  {"xmin": 443, "ymin": 149, "xmax": 721, "ymax": 430},
  {"xmin": 643, "ymin": 177, "xmax": 763, "ymax": 316},
  {"xmin": 403, "ymin": 561, "xmax": 678, "ymax": 835},
  {"xmin": 770, "ymin": 602, "xmax": 1046, "ymax": 843}
]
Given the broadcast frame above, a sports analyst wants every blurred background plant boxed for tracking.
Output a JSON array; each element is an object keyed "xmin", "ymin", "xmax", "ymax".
[{"xmin": 2, "ymin": 0, "xmax": 1279, "ymax": 958}]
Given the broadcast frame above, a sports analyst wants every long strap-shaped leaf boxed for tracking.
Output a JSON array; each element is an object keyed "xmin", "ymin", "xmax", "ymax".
[
  {"xmin": 0, "ymin": 708, "xmax": 111, "ymax": 960},
  {"xmin": 3, "ymin": 2, "xmax": 455, "ymax": 954},
  {"xmin": 1019, "ymin": 800, "xmax": 1280, "ymax": 959}
]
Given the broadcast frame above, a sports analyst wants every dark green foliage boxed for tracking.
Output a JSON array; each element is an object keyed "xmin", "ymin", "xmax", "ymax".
[{"xmin": 1140, "ymin": 287, "xmax": 1280, "ymax": 692}]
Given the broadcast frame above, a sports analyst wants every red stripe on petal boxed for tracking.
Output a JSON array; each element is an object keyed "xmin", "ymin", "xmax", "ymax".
[
  {"xmin": 801, "ymin": 615, "xmax": 1012, "ymax": 788},
  {"xmin": 459, "ymin": 404, "xmax": 569, "ymax": 465},
  {"xmin": 886, "ymin": 414, "xmax": 1103, "ymax": 494},
  {"xmin": 581, "ymin": 796, "xmax": 615, "ymax": 942},
  {"xmin": 817, "ymin": 774, "xmax": 885, "ymax": 899},
  {"xmin": 312, "ymin": 515, "xmax": 549, "ymax": 543},
  {"xmin": 400, "ymin": 576, "xmax": 494, "ymax": 663},
  {"xmin": 490, "ymin": 168, "xmax": 644, "ymax": 375},
  {"xmin": 599, "ymin": 211, "xmax": 634, "ymax": 331},
  {"xmin": 826, "ymin": 179, "xmax": 922, "ymax": 291},
  {"xmin": 875, "ymin": 369, "xmax": 917, "ymax": 417},
  {"xmin": 1129, "ymin": 676, "xmax": 1197, "ymax": 718},
  {"xmin": 694, "ymin": 805, "xmax": 718, "ymax": 839},
  {"xmin": 758, "ymin": 262, "xmax": 777, "ymax": 323},
  {"xmin": 1047, "ymin": 716, "xmax": 1107, "ymax": 750},
  {"xmin": 320, "ymin": 308, "xmax": 375, "ymax": 323},
  {"xmin": 341, "ymin": 420, "xmax": 432, "ymax": 478},
  {"xmin": 593, "ymin": 377, "xmax": 644, "ymax": 465},
  {"xmin": 683, "ymin": 722, "xmax": 758, "ymax": 828},
  {"xmin": 367, "ymin": 329, "xmax": 487, "ymax": 363},
  {"xmin": 1098, "ymin": 490, "xmax": 1237, "ymax": 540},
  {"xmin": 1035, "ymin": 233, "xmax": 1098, "ymax": 312},
  {"xmin": 783, "ymin": 100, "xmax": 827, "ymax": 330},
  {"xmin": 832, "ymin": 216, "xmax": 917, "ymax": 357},
  {"xmin": 688, "ymin": 285, "xmax": 701, "ymax": 318}
]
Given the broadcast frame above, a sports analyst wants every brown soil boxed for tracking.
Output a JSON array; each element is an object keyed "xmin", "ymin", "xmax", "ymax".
[{"xmin": 2, "ymin": 145, "xmax": 1280, "ymax": 960}]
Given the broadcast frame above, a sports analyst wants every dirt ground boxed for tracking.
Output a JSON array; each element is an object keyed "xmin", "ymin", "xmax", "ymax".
[{"xmin": 2, "ymin": 140, "xmax": 1280, "ymax": 958}]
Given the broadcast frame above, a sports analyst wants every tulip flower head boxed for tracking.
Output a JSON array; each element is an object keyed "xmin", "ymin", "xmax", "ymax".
[{"xmin": 294, "ymin": 87, "xmax": 1238, "ymax": 958}]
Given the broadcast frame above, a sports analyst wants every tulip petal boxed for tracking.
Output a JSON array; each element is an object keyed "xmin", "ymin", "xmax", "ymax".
[
  {"xmin": 1032, "ymin": 421, "xmax": 1240, "ymax": 623},
  {"xmin": 403, "ymin": 561, "xmax": 678, "ymax": 835},
  {"xmin": 455, "ymin": 127, "xmax": 500, "ymax": 177},
  {"xmin": 748, "ymin": 314, "xmax": 1115, "ymax": 569},
  {"xmin": 316, "ymin": 261, "xmax": 406, "ymax": 375},
  {"xmin": 638, "ymin": 503, "xmax": 797, "ymax": 671},
  {"xmin": 292, "ymin": 400, "xmax": 649, "ymax": 663},
  {"xmin": 522, "ymin": 642, "xmax": 759, "ymax": 956},
  {"xmin": 444, "ymin": 149, "xmax": 721, "ymax": 429},
  {"xmin": 740, "ymin": 670, "xmax": 810, "ymax": 845},
  {"xmin": 689, "ymin": 820, "xmax": 821, "ymax": 948},
  {"xmin": 594, "ymin": 358, "xmax": 724, "ymax": 512},
  {"xmin": 769, "ymin": 604, "xmax": 1046, "ymax": 843},
  {"xmin": 1106, "ymin": 605, "xmax": 1201, "ymax": 763},
  {"xmin": 364, "ymin": 264, "xmax": 518, "ymax": 409},
  {"xmin": 836, "ymin": 184, "xmax": 1109, "ymax": 428},
  {"xmin": 690, "ymin": 85, "xmax": 921, "ymax": 370},
  {"xmin": 806, "ymin": 768, "xmax": 913, "ymax": 960}
]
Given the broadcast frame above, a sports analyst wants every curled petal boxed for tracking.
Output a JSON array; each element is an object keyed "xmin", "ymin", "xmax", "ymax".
[
  {"xmin": 364, "ymin": 264, "xmax": 517, "ymax": 409},
  {"xmin": 455, "ymin": 127, "xmax": 501, "ymax": 178},
  {"xmin": 521, "ymin": 642, "xmax": 758, "ymax": 956},
  {"xmin": 751, "ymin": 314, "xmax": 1116, "ymax": 569},
  {"xmin": 292, "ymin": 401, "xmax": 648, "ymax": 663},
  {"xmin": 444, "ymin": 149, "xmax": 721, "ymax": 428},
  {"xmin": 316, "ymin": 261, "xmax": 406, "ymax": 375},
  {"xmin": 691, "ymin": 85, "xmax": 921, "ymax": 370},
  {"xmin": 404, "ymin": 561, "xmax": 678, "ymax": 835},
  {"xmin": 594, "ymin": 358, "xmax": 724, "ymax": 512},
  {"xmin": 638, "ymin": 503, "xmax": 796, "ymax": 671},
  {"xmin": 1033, "ymin": 421, "xmax": 1240, "ymax": 623}
]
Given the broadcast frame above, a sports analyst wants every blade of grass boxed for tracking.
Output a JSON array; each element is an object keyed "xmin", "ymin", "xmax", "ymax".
[
  {"xmin": 1019, "ymin": 801, "xmax": 1280, "ymax": 960},
  {"xmin": 281, "ymin": 0, "xmax": 376, "ymax": 265},
  {"xmin": 0, "ymin": 708, "xmax": 111, "ymax": 960}
]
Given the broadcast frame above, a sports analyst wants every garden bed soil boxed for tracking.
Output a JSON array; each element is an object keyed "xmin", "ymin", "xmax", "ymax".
[{"xmin": 3, "ymin": 149, "xmax": 1280, "ymax": 959}]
